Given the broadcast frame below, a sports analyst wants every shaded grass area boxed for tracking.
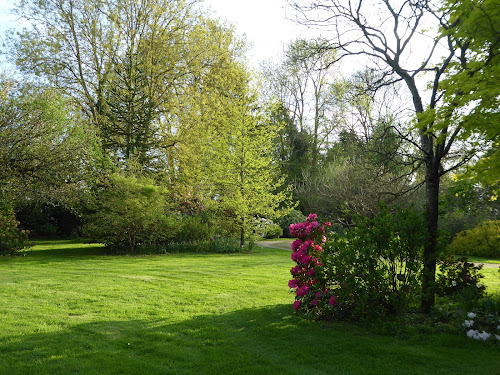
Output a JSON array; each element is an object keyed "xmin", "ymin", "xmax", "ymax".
[{"xmin": 0, "ymin": 240, "xmax": 498, "ymax": 375}]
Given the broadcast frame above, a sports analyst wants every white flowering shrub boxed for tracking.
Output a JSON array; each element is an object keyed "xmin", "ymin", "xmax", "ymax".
[{"xmin": 462, "ymin": 311, "xmax": 500, "ymax": 343}]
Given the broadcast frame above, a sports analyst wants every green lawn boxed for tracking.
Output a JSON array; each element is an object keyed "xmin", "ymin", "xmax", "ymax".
[{"xmin": 0, "ymin": 240, "xmax": 498, "ymax": 375}]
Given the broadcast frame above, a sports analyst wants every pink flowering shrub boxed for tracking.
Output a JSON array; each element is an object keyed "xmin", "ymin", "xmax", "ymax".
[
  {"xmin": 288, "ymin": 213, "xmax": 336, "ymax": 319},
  {"xmin": 289, "ymin": 205, "xmax": 427, "ymax": 321}
]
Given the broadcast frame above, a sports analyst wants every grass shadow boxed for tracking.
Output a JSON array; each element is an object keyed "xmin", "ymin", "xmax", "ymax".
[
  {"xmin": 20, "ymin": 239, "xmax": 107, "ymax": 259},
  {"xmin": 1, "ymin": 305, "xmax": 499, "ymax": 375}
]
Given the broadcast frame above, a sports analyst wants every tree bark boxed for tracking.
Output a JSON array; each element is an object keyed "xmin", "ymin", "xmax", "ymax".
[{"xmin": 421, "ymin": 156, "xmax": 440, "ymax": 312}]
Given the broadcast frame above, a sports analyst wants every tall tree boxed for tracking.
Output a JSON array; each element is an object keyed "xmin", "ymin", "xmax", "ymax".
[
  {"xmin": 289, "ymin": 0, "xmax": 498, "ymax": 311},
  {"xmin": 10, "ymin": 0, "xmax": 243, "ymax": 171},
  {"xmin": 0, "ymin": 79, "xmax": 102, "ymax": 207},
  {"xmin": 200, "ymin": 64, "xmax": 293, "ymax": 247},
  {"xmin": 261, "ymin": 38, "xmax": 340, "ymax": 173}
]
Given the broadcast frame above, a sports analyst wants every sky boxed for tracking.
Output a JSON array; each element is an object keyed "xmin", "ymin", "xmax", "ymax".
[
  {"xmin": 0, "ymin": 0, "xmax": 309, "ymax": 68},
  {"xmin": 203, "ymin": 0, "xmax": 307, "ymax": 65}
]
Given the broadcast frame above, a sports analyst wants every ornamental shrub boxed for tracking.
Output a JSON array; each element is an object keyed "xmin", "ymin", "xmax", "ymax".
[
  {"xmin": 289, "ymin": 205, "xmax": 427, "ymax": 321},
  {"xmin": 287, "ymin": 213, "xmax": 335, "ymax": 319},
  {"xmin": 84, "ymin": 174, "xmax": 178, "ymax": 253},
  {"xmin": 447, "ymin": 220, "xmax": 500, "ymax": 258},
  {"xmin": 436, "ymin": 255, "xmax": 486, "ymax": 303},
  {"xmin": 252, "ymin": 217, "xmax": 283, "ymax": 239},
  {"xmin": 0, "ymin": 202, "xmax": 32, "ymax": 255}
]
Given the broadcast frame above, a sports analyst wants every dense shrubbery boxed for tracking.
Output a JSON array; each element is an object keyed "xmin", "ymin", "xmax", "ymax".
[
  {"xmin": 289, "ymin": 205, "xmax": 428, "ymax": 320},
  {"xmin": 0, "ymin": 202, "xmax": 32, "ymax": 255},
  {"xmin": 84, "ymin": 174, "xmax": 248, "ymax": 254},
  {"xmin": 84, "ymin": 174, "xmax": 179, "ymax": 253},
  {"xmin": 448, "ymin": 220, "xmax": 500, "ymax": 258}
]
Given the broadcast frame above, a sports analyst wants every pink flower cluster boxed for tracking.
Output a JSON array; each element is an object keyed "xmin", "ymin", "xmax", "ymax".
[{"xmin": 288, "ymin": 213, "xmax": 336, "ymax": 312}]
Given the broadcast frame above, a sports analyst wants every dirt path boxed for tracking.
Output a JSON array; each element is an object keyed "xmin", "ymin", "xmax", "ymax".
[{"xmin": 257, "ymin": 239, "xmax": 500, "ymax": 268}]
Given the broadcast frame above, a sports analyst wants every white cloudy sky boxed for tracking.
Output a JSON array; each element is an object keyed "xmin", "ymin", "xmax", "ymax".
[{"xmin": 0, "ymin": 0, "xmax": 309, "ymax": 67}]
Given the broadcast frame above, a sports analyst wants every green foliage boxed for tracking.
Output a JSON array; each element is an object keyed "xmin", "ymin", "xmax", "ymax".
[
  {"xmin": 448, "ymin": 221, "xmax": 500, "ymax": 258},
  {"xmin": 321, "ymin": 204, "xmax": 427, "ymax": 319},
  {"xmin": 0, "ymin": 79, "xmax": 103, "ymax": 207},
  {"xmin": 438, "ymin": 0, "xmax": 500, "ymax": 186},
  {"xmin": 141, "ymin": 237, "xmax": 248, "ymax": 254},
  {"xmin": 436, "ymin": 256, "xmax": 486, "ymax": 304},
  {"xmin": 84, "ymin": 174, "xmax": 176, "ymax": 253},
  {"xmin": 0, "ymin": 202, "xmax": 32, "ymax": 255}
]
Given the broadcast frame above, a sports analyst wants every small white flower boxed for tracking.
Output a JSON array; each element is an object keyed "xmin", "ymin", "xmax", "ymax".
[
  {"xmin": 497, "ymin": 325, "xmax": 500, "ymax": 331},
  {"xmin": 478, "ymin": 331, "xmax": 491, "ymax": 341},
  {"xmin": 496, "ymin": 335, "xmax": 500, "ymax": 341},
  {"xmin": 467, "ymin": 329, "xmax": 479, "ymax": 339},
  {"xmin": 463, "ymin": 320, "xmax": 474, "ymax": 328},
  {"xmin": 467, "ymin": 312, "xmax": 477, "ymax": 319},
  {"xmin": 476, "ymin": 284, "xmax": 483, "ymax": 289},
  {"xmin": 452, "ymin": 280, "xmax": 457, "ymax": 287}
]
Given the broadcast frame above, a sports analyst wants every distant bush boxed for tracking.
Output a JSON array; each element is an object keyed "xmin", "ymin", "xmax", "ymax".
[
  {"xmin": 252, "ymin": 218, "xmax": 283, "ymax": 239},
  {"xmin": 448, "ymin": 220, "xmax": 500, "ymax": 258},
  {"xmin": 0, "ymin": 202, "xmax": 32, "ymax": 255},
  {"xmin": 84, "ymin": 174, "xmax": 178, "ymax": 253}
]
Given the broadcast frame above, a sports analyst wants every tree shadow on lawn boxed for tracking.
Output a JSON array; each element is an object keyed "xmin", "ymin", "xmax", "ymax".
[
  {"xmin": 21, "ymin": 239, "xmax": 107, "ymax": 259},
  {"xmin": 1, "ymin": 305, "xmax": 498, "ymax": 375}
]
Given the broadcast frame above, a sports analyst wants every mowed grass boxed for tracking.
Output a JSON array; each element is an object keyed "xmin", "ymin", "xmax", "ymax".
[{"xmin": 0, "ymin": 240, "xmax": 498, "ymax": 375}]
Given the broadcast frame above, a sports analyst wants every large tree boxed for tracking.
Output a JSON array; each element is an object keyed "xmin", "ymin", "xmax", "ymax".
[
  {"xmin": 10, "ymin": 0, "xmax": 244, "ymax": 172},
  {"xmin": 289, "ymin": 0, "xmax": 499, "ymax": 311},
  {"xmin": 0, "ymin": 79, "xmax": 102, "ymax": 206}
]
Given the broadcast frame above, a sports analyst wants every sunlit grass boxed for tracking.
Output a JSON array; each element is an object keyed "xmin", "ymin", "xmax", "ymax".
[{"xmin": 0, "ymin": 239, "xmax": 498, "ymax": 375}]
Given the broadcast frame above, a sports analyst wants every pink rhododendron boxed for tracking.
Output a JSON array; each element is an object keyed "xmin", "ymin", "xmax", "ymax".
[
  {"xmin": 329, "ymin": 296, "xmax": 337, "ymax": 306},
  {"xmin": 307, "ymin": 213, "xmax": 318, "ymax": 221},
  {"xmin": 296, "ymin": 285, "xmax": 309, "ymax": 297},
  {"xmin": 293, "ymin": 300, "xmax": 301, "ymax": 310},
  {"xmin": 288, "ymin": 279, "xmax": 299, "ymax": 289},
  {"xmin": 289, "ymin": 213, "xmax": 334, "ymax": 314},
  {"xmin": 299, "ymin": 254, "xmax": 313, "ymax": 265},
  {"xmin": 291, "ymin": 239, "xmax": 302, "ymax": 251}
]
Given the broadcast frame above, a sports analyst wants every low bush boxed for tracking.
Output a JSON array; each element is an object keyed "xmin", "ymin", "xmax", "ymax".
[
  {"xmin": 137, "ymin": 237, "xmax": 248, "ymax": 254},
  {"xmin": 448, "ymin": 220, "xmax": 500, "ymax": 258},
  {"xmin": 289, "ymin": 205, "xmax": 428, "ymax": 321},
  {"xmin": 436, "ymin": 255, "xmax": 486, "ymax": 304},
  {"xmin": 84, "ymin": 174, "xmax": 178, "ymax": 253},
  {"xmin": 0, "ymin": 202, "xmax": 32, "ymax": 255},
  {"xmin": 252, "ymin": 218, "xmax": 283, "ymax": 239}
]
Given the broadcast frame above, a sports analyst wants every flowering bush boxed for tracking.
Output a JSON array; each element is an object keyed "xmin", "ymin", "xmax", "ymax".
[
  {"xmin": 462, "ymin": 311, "xmax": 500, "ymax": 342},
  {"xmin": 436, "ymin": 255, "xmax": 486, "ymax": 301},
  {"xmin": 289, "ymin": 205, "xmax": 426, "ymax": 321},
  {"xmin": 0, "ymin": 202, "xmax": 32, "ymax": 255},
  {"xmin": 287, "ymin": 213, "xmax": 335, "ymax": 319}
]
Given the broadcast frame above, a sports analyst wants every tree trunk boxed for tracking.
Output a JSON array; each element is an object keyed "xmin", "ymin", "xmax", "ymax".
[{"xmin": 421, "ymin": 158, "xmax": 440, "ymax": 313}]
